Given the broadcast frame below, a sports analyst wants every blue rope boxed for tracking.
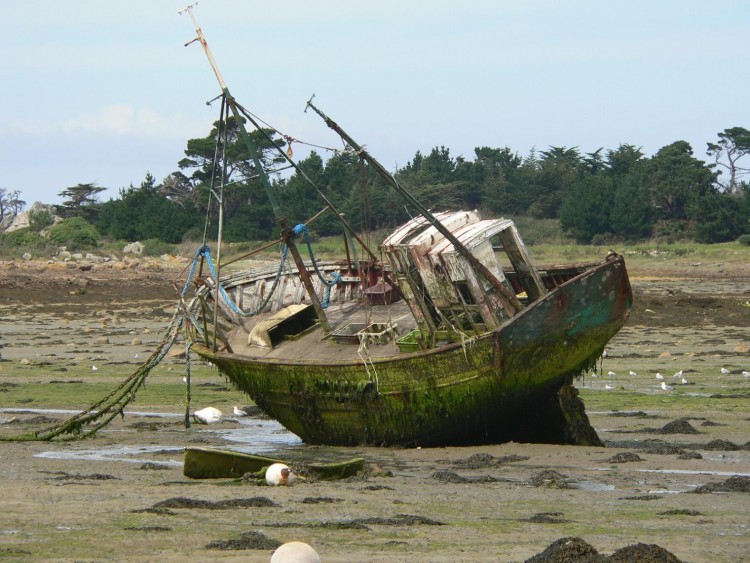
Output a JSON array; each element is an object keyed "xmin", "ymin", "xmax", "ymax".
[
  {"xmin": 293, "ymin": 224, "xmax": 342, "ymax": 309},
  {"xmin": 187, "ymin": 244, "xmax": 289, "ymax": 317}
]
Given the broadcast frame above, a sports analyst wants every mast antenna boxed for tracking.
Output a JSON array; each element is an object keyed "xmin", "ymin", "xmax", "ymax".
[{"xmin": 179, "ymin": 2, "xmax": 227, "ymax": 90}]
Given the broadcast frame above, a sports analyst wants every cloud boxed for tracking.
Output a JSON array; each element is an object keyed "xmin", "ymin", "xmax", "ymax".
[{"xmin": 0, "ymin": 104, "xmax": 210, "ymax": 142}]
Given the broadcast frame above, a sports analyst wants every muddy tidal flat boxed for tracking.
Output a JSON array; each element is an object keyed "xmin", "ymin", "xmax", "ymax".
[{"xmin": 0, "ymin": 256, "xmax": 749, "ymax": 562}]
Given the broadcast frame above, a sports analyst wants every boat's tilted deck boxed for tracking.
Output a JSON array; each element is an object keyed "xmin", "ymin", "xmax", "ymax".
[{"xmin": 226, "ymin": 299, "xmax": 423, "ymax": 362}]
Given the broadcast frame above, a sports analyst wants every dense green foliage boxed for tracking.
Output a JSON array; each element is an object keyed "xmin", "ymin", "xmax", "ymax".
[
  {"xmin": 47, "ymin": 217, "xmax": 100, "ymax": 248},
  {"xmin": 7, "ymin": 123, "xmax": 749, "ymax": 247}
]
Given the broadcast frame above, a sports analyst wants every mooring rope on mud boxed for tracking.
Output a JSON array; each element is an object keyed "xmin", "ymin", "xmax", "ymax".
[
  {"xmin": 1, "ymin": 309, "xmax": 185, "ymax": 442},
  {"xmin": 0, "ymin": 247, "xmax": 217, "ymax": 442}
]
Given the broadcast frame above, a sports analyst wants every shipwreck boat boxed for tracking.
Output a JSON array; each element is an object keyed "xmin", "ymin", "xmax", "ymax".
[{"xmin": 179, "ymin": 7, "xmax": 633, "ymax": 448}]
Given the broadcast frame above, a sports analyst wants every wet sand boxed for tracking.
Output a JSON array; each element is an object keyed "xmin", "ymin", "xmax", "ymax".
[{"xmin": 0, "ymin": 257, "xmax": 749, "ymax": 562}]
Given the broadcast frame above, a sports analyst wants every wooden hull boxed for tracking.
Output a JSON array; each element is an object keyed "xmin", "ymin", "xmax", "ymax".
[
  {"xmin": 183, "ymin": 447, "xmax": 366, "ymax": 480},
  {"xmin": 190, "ymin": 254, "xmax": 632, "ymax": 447}
]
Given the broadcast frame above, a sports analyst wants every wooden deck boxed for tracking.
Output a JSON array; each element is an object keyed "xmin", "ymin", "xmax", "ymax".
[{"xmin": 226, "ymin": 299, "xmax": 421, "ymax": 362}]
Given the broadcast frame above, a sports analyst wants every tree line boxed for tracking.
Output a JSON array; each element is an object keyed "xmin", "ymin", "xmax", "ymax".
[{"xmin": 4, "ymin": 122, "xmax": 750, "ymax": 248}]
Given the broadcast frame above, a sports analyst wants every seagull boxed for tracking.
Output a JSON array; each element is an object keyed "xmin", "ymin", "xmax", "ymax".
[
  {"xmin": 656, "ymin": 373, "xmax": 664, "ymax": 381},
  {"xmin": 607, "ymin": 371, "xmax": 616, "ymax": 377},
  {"xmin": 720, "ymin": 367, "xmax": 730, "ymax": 375},
  {"xmin": 232, "ymin": 406, "xmax": 249, "ymax": 417},
  {"xmin": 265, "ymin": 463, "xmax": 301, "ymax": 486},
  {"xmin": 271, "ymin": 541, "xmax": 321, "ymax": 563},
  {"xmin": 661, "ymin": 381, "xmax": 674, "ymax": 391},
  {"xmin": 193, "ymin": 407, "xmax": 223, "ymax": 424},
  {"xmin": 629, "ymin": 370, "xmax": 637, "ymax": 376},
  {"xmin": 672, "ymin": 370, "xmax": 683, "ymax": 379}
]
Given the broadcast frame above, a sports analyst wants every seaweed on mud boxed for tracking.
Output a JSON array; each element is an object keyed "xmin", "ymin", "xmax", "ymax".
[
  {"xmin": 260, "ymin": 513, "xmax": 443, "ymax": 530},
  {"xmin": 638, "ymin": 441, "xmax": 685, "ymax": 455},
  {"xmin": 658, "ymin": 509, "xmax": 704, "ymax": 516},
  {"xmin": 691, "ymin": 476, "xmax": 750, "ymax": 494},
  {"xmin": 496, "ymin": 454, "xmax": 530, "ymax": 464},
  {"xmin": 139, "ymin": 462, "xmax": 171, "ymax": 471},
  {"xmin": 529, "ymin": 470, "xmax": 572, "ymax": 489},
  {"xmin": 606, "ymin": 542, "xmax": 682, "ymax": 562},
  {"xmin": 619, "ymin": 495, "xmax": 662, "ymax": 501},
  {"xmin": 709, "ymin": 392, "xmax": 750, "ymax": 399},
  {"xmin": 47, "ymin": 471, "xmax": 119, "ymax": 481},
  {"xmin": 8, "ymin": 415, "xmax": 60, "ymax": 425},
  {"xmin": 0, "ymin": 548, "xmax": 32, "ymax": 557},
  {"xmin": 205, "ymin": 530, "xmax": 281, "ymax": 551},
  {"xmin": 525, "ymin": 536, "xmax": 602, "ymax": 562},
  {"xmin": 453, "ymin": 452, "xmax": 495, "ymax": 468},
  {"xmin": 431, "ymin": 470, "xmax": 501, "ymax": 484},
  {"xmin": 361, "ymin": 484, "xmax": 394, "ymax": 491},
  {"xmin": 128, "ymin": 421, "xmax": 174, "ymax": 430},
  {"xmin": 131, "ymin": 507, "xmax": 177, "ymax": 515},
  {"xmin": 301, "ymin": 497, "xmax": 343, "ymax": 504},
  {"xmin": 609, "ymin": 411, "xmax": 659, "ymax": 419},
  {"xmin": 522, "ymin": 512, "xmax": 572, "ymax": 524},
  {"xmin": 701, "ymin": 439, "xmax": 740, "ymax": 451},
  {"xmin": 646, "ymin": 418, "xmax": 699, "ymax": 435},
  {"xmin": 524, "ymin": 537, "xmax": 683, "ymax": 563},
  {"xmin": 262, "ymin": 521, "xmax": 369, "ymax": 531},
  {"xmin": 151, "ymin": 496, "xmax": 280, "ymax": 510},
  {"xmin": 606, "ymin": 452, "xmax": 644, "ymax": 463},
  {"xmin": 354, "ymin": 514, "xmax": 444, "ymax": 526}
]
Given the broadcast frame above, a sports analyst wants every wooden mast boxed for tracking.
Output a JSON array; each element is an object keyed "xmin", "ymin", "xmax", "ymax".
[{"xmin": 180, "ymin": 4, "xmax": 331, "ymax": 333}]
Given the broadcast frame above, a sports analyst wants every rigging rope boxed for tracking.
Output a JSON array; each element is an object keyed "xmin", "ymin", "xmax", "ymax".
[
  {"xmin": 2, "ymin": 246, "xmax": 217, "ymax": 442},
  {"xmin": 292, "ymin": 223, "xmax": 342, "ymax": 309}
]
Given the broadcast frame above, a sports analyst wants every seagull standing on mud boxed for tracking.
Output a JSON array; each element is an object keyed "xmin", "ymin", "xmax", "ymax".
[{"xmin": 232, "ymin": 406, "xmax": 249, "ymax": 417}]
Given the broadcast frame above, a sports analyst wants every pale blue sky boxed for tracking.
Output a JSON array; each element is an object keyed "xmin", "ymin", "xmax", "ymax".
[{"xmin": 1, "ymin": 0, "xmax": 748, "ymax": 205}]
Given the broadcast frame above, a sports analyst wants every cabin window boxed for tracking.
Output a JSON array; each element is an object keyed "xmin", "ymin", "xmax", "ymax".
[{"xmin": 454, "ymin": 282, "xmax": 475, "ymax": 305}]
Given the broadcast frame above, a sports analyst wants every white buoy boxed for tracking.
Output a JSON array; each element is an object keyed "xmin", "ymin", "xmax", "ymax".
[
  {"xmin": 265, "ymin": 463, "xmax": 298, "ymax": 486},
  {"xmin": 270, "ymin": 541, "xmax": 321, "ymax": 563},
  {"xmin": 193, "ymin": 407, "xmax": 223, "ymax": 424}
]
